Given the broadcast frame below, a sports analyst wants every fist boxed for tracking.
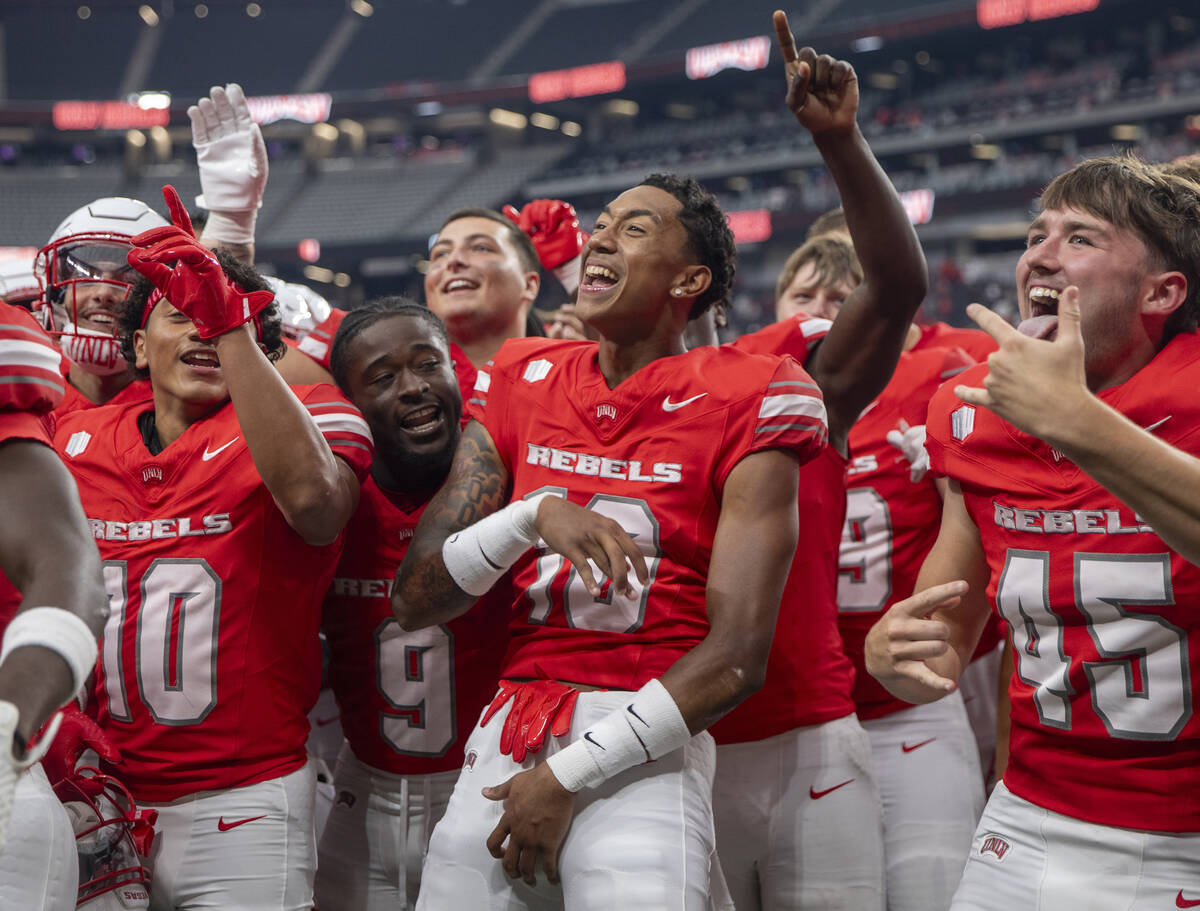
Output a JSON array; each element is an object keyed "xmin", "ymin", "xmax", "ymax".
[{"xmin": 503, "ymin": 199, "xmax": 586, "ymax": 270}]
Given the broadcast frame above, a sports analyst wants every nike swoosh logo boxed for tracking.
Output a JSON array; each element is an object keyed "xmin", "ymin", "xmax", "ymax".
[
  {"xmin": 315, "ymin": 715, "xmax": 340, "ymax": 728},
  {"xmin": 583, "ymin": 731, "xmax": 606, "ymax": 751},
  {"xmin": 809, "ymin": 779, "xmax": 854, "ymax": 800},
  {"xmin": 626, "ymin": 705, "xmax": 648, "ymax": 727},
  {"xmin": 662, "ymin": 393, "xmax": 707, "ymax": 412},
  {"xmin": 1177, "ymin": 891, "xmax": 1200, "ymax": 908},
  {"xmin": 902, "ymin": 737, "xmax": 937, "ymax": 753},
  {"xmin": 201, "ymin": 437, "xmax": 239, "ymax": 461},
  {"xmin": 217, "ymin": 814, "xmax": 266, "ymax": 832},
  {"xmin": 1146, "ymin": 416, "xmax": 1172, "ymax": 433}
]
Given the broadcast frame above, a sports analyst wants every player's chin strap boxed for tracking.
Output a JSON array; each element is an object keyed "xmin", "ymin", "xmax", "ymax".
[
  {"xmin": 442, "ymin": 493, "xmax": 552, "ymax": 597},
  {"xmin": 545, "ymin": 678, "xmax": 692, "ymax": 792}
]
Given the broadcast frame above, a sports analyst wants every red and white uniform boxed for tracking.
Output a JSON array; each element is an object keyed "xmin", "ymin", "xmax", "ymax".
[
  {"xmin": 316, "ymin": 477, "xmax": 508, "ymax": 910},
  {"xmin": 419, "ymin": 337, "xmax": 826, "ymax": 911},
  {"xmin": 296, "ymin": 307, "xmax": 347, "ymax": 372},
  {"xmin": 53, "ymin": 385, "xmax": 373, "ymax": 802},
  {"xmin": 0, "ymin": 302, "xmax": 79, "ymax": 911},
  {"xmin": 711, "ymin": 315, "xmax": 882, "ymax": 911},
  {"xmin": 927, "ymin": 334, "xmax": 1200, "ymax": 909},
  {"xmin": 912, "ymin": 322, "xmax": 997, "ymax": 362},
  {"xmin": 838, "ymin": 346, "xmax": 984, "ymax": 911}
]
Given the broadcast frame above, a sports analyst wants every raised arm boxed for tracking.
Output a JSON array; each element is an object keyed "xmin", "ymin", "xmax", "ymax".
[
  {"xmin": 772, "ymin": 11, "xmax": 928, "ymax": 449},
  {"xmin": 865, "ymin": 481, "xmax": 994, "ymax": 703}
]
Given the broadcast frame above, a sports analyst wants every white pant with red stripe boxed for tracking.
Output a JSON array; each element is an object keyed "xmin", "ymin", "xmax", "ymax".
[
  {"xmin": 712, "ymin": 713, "xmax": 885, "ymax": 911},
  {"xmin": 862, "ymin": 692, "xmax": 985, "ymax": 911},
  {"xmin": 143, "ymin": 760, "xmax": 316, "ymax": 911},
  {"xmin": 315, "ymin": 742, "xmax": 457, "ymax": 911},
  {"xmin": 417, "ymin": 690, "xmax": 719, "ymax": 911},
  {"xmin": 951, "ymin": 781, "xmax": 1200, "ymax": 910}
]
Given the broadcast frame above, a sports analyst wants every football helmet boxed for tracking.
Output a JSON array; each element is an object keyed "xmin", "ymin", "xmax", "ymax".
[
  {"xmin": 263, "ymin": 276, "xmax": 332, "ymax": 341},
  {"xmin": 54, "ymin": 766, "xmax": 155, "ymax": 909},
  {"xmin": 0, "ymin": 256, "xmax": 40, "ymax": 310},
  {"xmin": 34, "ymin": 197, "xmax": 167, "ymax": 375}
]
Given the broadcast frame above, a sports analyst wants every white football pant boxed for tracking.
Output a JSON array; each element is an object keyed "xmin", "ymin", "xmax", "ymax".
[
  {"xmin": 957, "ymin": 642, "xmax": 1003, "ymax": 790},
  {"xmin": 417, "ymin": 690, "xmax": 718, "ymax": 911},
  {"xmin": 712, "ymin": 714, "xmax": 885, "ymax": 911},
  {"xmin": 862, "ymin": 692, "xmax": 985, "ymax": 911},
  {"xmin": 0, "ymin": 762, "xmax": 77, "ymax": 910},
  {"xmin": 143, "ymin": 759, "xmax": 316, "ymax": 910},
  {"xmin": 314, "ymin": 742, "xmax": 456, "ymax": 910},
  {"xmin": 951, "ymin": 782, "xmax": 1200, "ymax": 910}
]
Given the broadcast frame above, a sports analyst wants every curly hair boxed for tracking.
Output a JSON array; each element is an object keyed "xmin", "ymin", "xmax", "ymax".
[
  {"xmin": 639, "ymin": 173, "xmax": 736, "ymax": 320},
  {"xmin": 118, "ymin": 248, "xmax": 284, "ymax": 377},
  {"xmin": 330, "ymin": 296, "xmax": 449, "ymax": 394}
]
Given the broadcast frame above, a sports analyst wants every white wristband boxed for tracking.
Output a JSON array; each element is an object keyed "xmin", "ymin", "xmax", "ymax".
[
  {"xmin": 546, "ymin": 679, "xmax": 691, "ymax": 792},
  {"xmin": 442, "ymin": 495, "xmax": 547, "ymax": 597},
  {"xmin": 200, "ymin": 209, "xmax": 257, "ymax": 247},
  {"xmin": 553, "ymin": 254, "xmax": 582, "ymax": 297},
  {"xmin": 0, "ymin": 607, "xmax": 98, "ymax": 705}
]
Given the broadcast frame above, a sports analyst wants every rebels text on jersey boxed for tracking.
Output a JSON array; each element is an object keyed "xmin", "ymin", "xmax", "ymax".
[
  {"xmin": 53, "ymin": 385, "xmax": 373, "ymax": 802},
  {"xmin": 322, "ymin": 476, "xmax": 507, "ymax": 775},
  {"xmin": 467, "ymin": 337, "xmax": 826, "ymax": 691},
  {"xmin": 838, "ymin": 346, "xmax": 976, "ymax": 720},
  {"xmin": 926, "ymin": 333, "xmax": 1200, "ymax": 833},
  {"xmin": 712, "ymin": 316, "xmax": 854, "ymax": 742}
]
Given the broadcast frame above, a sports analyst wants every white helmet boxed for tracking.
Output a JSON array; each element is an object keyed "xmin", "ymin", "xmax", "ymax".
[
  {"xmin": 263, "ymin": 276, "xmax": 332, "ymax": 341},
  {"xmin": 0, "ymin": 257, "xmax": 39, "ymax": 310},
  {"xmin": 34, "ymin": 197, "xmax": 168, "ymax": 375}
]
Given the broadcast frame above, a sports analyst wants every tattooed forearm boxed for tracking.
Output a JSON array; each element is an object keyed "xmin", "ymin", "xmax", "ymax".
[{"xmin": 391, "ymin": 421, "xmax": 511, "ymax": 629}]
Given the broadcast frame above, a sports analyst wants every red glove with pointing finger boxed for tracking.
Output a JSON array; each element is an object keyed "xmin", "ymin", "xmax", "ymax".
[
  {"xmin": 127, "ymin": 185, "xmax": 274, "ymax": 339},
  {"xmin": 503, "ymin": 199, "xmax": 587, "ymax": 296}
]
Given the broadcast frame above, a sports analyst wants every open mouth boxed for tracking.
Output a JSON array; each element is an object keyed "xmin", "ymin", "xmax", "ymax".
[
  {"xmin": 181, "ymin": 350, "xmax": 221, "ymax": 370},
  {"xmin": 442, "ymin": 278, "xmax": 479, "ymax": 294},
  {"xmin": 580, "ymin": 263, "xmax": 619, "ymax": 294},
  {"xmin": 1018, "ymin": 286, "xmax": 1060, "ymax": 339},
  {"xmin": 398, "ymin": 404, "xmax": 443, "ymax": 435},
  {"xmin": 80, "ymin": 308, "xmax": 118, "ymax": 329}
]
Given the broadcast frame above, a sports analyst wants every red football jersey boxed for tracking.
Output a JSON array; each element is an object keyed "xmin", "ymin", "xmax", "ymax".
[
  {"xmin": 322, "ymin": 476, "xmax": 508, "ymax": 775},
  {"xmin": 296, "ymin": 308, "xmax": 347, "ymax": 371},
  {"xmin": 46, "ymin": 378, "xmax": 153, "ymax": 439},
  {"xmin": 451, "ymin": 342, "xmax": 479, "ymax": 422},
  {"xmin": 709, "ymin": 316, "xmax": 856, "ymax": 742},
  {"xmin": 913, "ymin": 322, "xmax": 997, "ymax": 362},
  {"xmin": 926, "ymin": 333, "xmax": 1200, "ymax": 832},
  {"xmin": 837, "ymin": 346, "xmax": 974, "ymax": 720},
  {"xmin": 467, "ymin": 337, "xmax": 826, "ymax": 691},
  {"xmin": 0, "ymin": 302, "xmax": 66, "ymax": 628},
  {"xmin": 53, "ymin": 385, "xmax": 373, "ymax": 802}
]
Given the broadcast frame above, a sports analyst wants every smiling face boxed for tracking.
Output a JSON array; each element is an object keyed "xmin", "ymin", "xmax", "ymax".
[
  {"xmin": 424, "ymin": 216, "xmax": 538, "ymax": 347},
  {"xmin": 133, "ymin": 298, "xmax": 229, "ymax": 407},
  {"xmin": 341, "ymin": 313, "xmax": 461, "ymax": 493},
  {"xmin": 52, "ymin": 242, "xmax": 139, "ymax": 334},
  {"xmin": 775, "ymin": 260, "xmax": 857, "ymax": 322},
  {"xmin": 1017, "ymin": 205, "xmax": 1166, "ymax": 388},
  {"xmin": 576, "ymin": 184, "xmax": 705, "ymax": 341}
]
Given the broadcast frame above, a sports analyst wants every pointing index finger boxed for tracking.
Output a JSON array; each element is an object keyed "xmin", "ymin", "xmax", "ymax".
[
  {"xmin": 965, "ymin": 302, "xmax": 1018, "ymax": 343},
  {"xmin": 773, "ymin": 10, "xmax": 798, "ymax": 64}
]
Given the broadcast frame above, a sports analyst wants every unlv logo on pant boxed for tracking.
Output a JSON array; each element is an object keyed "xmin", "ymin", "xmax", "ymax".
[{"xmin": 979, "ymin": 833, "xmax": 1012, "ymax": 862}]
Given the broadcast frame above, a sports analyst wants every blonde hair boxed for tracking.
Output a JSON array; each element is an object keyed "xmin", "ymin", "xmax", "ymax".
[{"xmin": 775, "ymin": 235, "xmax": 862, "ymax": 303}]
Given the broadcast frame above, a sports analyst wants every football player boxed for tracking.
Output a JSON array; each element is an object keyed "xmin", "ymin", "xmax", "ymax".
[
  {"xmin": 713, "ymin": 16, "xmax": 929, "ymax": 911},
  {"xmin": 314, "ymin": 298, "xmax": 508, "ymax": 910},
  {"xmin": 867, "ymin": 156, "xmax": 1200, "ymax": 909},
  {"xmin": 54, "ymin": 187, "xmax": 372, "ymax": 909},
  {"xmin": 0, "ymin": 300, "xmax": 105, "ymax": 908}
]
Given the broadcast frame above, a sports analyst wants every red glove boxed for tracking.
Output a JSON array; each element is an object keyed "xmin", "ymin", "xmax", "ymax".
[
  {"xmin": 127, "ymin": 185, "xmax": 274, "ymax": 340},
  {"xmin": 502, "ymin": 199, "xmax": 587, "ymax": 271},
  {"xmin": 481, "ymin": 679, "xmax": 579, "ymax": 763},
  {"xmin": 38, "ymin": 705, "xmax": 121, "ymax": 789}
]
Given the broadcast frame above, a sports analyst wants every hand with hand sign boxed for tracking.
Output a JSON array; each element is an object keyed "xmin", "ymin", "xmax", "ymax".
[
  {"xmin": 773, "ymin": 10, "xmax": 860, "ymax": 136},
  {"xmin": 864, "ymin": 580, "xmax": 970, "ymax": 703}
]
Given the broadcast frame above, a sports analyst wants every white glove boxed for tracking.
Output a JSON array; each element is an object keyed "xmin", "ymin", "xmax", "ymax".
[
  {"xmin": 0, "ymin": 700, "xmax": 62, "ymax": 855},
  {"xmin": 886, "ymin": 421, "xmax": 930, "ymax": 483},
  {"xmin": 189, "ymin": 83, "xmax": 267, "ymax": 244}
]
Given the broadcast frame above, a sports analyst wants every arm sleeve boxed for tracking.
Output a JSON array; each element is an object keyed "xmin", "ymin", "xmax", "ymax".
[
  {"xmin": 297, "ymin": 308, "xmax": 347, "ymax": 371},
  {"xmin": 0, "ymin": 302, "xmax": 66, "ymax": 416},
  {"xmin": 299, "ymin": 383, "xmax": 375, "ymax": 482}
]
